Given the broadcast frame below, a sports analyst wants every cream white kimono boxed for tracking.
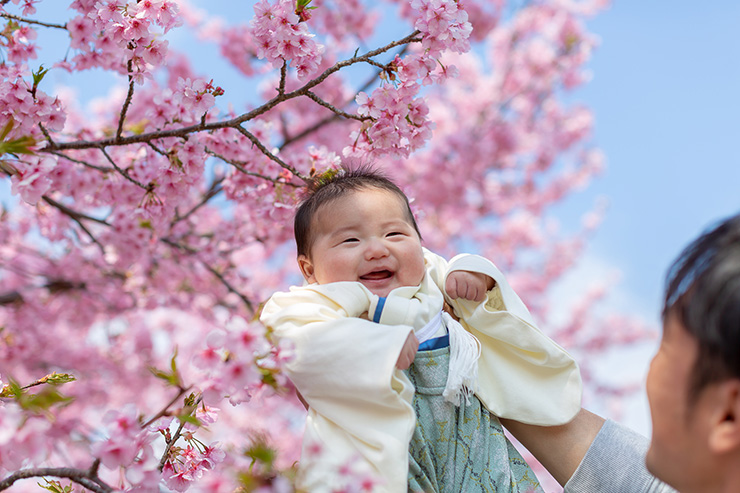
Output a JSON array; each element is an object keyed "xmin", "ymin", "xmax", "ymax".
[{"xmin": 260, "ymin": 249, "xmax": 582, "ymax": 492}]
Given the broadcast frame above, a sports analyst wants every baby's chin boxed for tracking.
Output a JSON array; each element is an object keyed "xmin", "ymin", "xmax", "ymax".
[
  {"xmin": 359, "ymin": 281, "xmax": 397, "ymax": 298},
  {"xmin": 362, "ymin": 285, "xmax": 393, "ymax": 298}
]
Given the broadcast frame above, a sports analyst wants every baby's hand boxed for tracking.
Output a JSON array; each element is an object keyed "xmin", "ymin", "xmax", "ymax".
[
  {"xmin": 396, "ymin": 331, "xmax": 419, "ymax": 370},
  {"xmin": 445, "ymin": 270, "xmax": 495, "ymax": 302}
]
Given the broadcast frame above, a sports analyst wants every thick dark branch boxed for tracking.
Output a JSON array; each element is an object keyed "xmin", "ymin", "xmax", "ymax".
[
  {"xmin": 48, "ymin": 118, "xmax": 222, "ymax": 151},
  {"xmin": 0, "ymin": 291, "xmax": 22, "ymax": 305},
  {"xmin": 42, "ymin": 31, "xmax": 422, "ymax": 153},
  {"xmin": 0, "ymin": 466, "xmax": 112, "ymax": 493},
  {"xmin": 0, "ymin": 13, "xmax": 67, "ymax": 29},
  {"xmin": 278, "ymin": 60, "xmax": 287, "ymax": 96},
  {"xmin": 116, "ymin": 61, "xmax": 137, "ymax": 141},
  {"xmin": 305, "ymin": 91, "xmax": 370, "ymax": 122},
  {"xmin": 0, "ymin": 278, "xmax": 89, "ymax": 306}
]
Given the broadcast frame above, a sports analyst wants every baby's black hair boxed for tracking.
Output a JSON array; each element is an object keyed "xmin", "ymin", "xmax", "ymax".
[{"xmin": 294, "ymin": 165, "xmax": 421, "ymax": 257}]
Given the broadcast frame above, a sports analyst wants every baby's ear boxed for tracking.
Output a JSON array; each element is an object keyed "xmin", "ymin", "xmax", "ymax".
[{"xmin": 297, "ymin": 255, "xmax": 316, "ymax": 283}]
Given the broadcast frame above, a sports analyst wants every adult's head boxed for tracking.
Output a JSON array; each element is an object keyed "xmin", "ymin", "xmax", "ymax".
[{"xmin": 646, "ymin": 213, "xmax": 740, "ymax": 492}]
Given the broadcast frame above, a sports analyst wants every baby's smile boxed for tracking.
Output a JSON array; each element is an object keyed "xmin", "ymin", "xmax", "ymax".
[{"xmin": 360, "ymin": 269, "xmax": 393, "ymax": 280}]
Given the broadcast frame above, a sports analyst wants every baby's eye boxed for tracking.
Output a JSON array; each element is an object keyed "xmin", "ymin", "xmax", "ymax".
[
  {"xmin": 342, "ymin": 237, "xmax": 359, "ymax": 243},
  {"xmin": 386, "ymin": 231, "xmax": 404, "ymax": 237}
]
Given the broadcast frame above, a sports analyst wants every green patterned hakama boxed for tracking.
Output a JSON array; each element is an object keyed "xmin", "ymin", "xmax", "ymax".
[{"xmin": 405, "ymin": 347, "xmax": 543, "ymax": 493}]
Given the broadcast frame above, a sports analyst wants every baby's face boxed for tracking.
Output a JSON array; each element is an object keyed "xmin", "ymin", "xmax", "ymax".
[{"xmin": 298, "ymin": 188, "xmax": 425, "ymax": 298}]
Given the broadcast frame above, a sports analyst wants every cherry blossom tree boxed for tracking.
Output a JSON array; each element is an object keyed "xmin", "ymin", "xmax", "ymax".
[{"xmin": 0, "ymin": 0, "xmax": 652, "ymax": 491}]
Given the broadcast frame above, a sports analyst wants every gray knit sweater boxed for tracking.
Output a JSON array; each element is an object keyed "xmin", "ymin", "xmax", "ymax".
[{"xmin": 564, "ymin": 420, "xmax": 676, "ymax": 493}]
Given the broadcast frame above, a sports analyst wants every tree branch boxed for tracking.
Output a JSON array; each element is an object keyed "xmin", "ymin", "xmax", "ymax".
[
  {"xmin": 42, "ymin": 195, "xmax": 110, "ymax": 226},
  {"xmin": 161, "ymin": 238, "xmax": 255, "ymax": 313},
  {"xmin": 280, "ymin": 40, "xmax": 415, "ymax": 150},
  {"xmin": 304, "ymin": 91, "xmax": 370, "ymax": 122},
  {"xmin": 234, "ymin": 125, "xmax": 308, "ymax": 182},
  {"xmin": 99, "ymin": 146, "xmax": 149, "ymax": 190},
  {"xmin": 173, "ymin": 176, "xmax": 224, "ymax": 224},
  {"xmin": 141, "ymin": 386, "xmax": 191, "ymax": 429},
  {"xmin": 0, "ymin": 290, "xmax": 22, "ymax": 305},
  {"xmin": 50, "ymin": 151, "xmax": 113, "ymax": 173},
  {"xmin": 0, "ymin": 13, "xmax": 67, "ymax": 30},
  {"xmin": 0, "ymin": 278, "xmax": 89, "ymax": 306},
  {"xmin": 158, "ymin": 395, "xmax": 203, "ymax": 472},
  {"xmin": 37, "ymin": 122, "xmax": 55, "ymax": 147},
  {"xmin": 0, "ymin": 465, "xmax": 112, "ymax": 492},
  {"xmin": 205, "ymin": 149, "xmax": 301, "ymax": 187},
  {"xmin": 278, "ymin": 60, "xmax": 287, "ymax": 96},
  {"xmin": 116, "ymin": 60, "xmax": 137, "ymax": 141},
  {"xmin": 42, "ymin": 196, "xmax": 107, "ymax": 254},
  {"xmin": 42, "ymin": 31, "xmax": 422, "ymax": 154}
]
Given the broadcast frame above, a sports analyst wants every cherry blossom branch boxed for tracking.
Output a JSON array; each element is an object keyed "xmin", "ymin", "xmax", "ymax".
[
  {"xmin": 0, "ymin": 462, "xmax": 112, "ymax": 492},
  {"xmin": 0, "ymin": 291, "xmax": 22, "ymax": 305},
  {"xmin": 0, "ymin": 275, "xmax": 90, "ymax": 306},
  {"xmin": 204, "ymin": 149, "xmax": 300, "ymax": 187},
  {"xmin": 161, "ymin": 238, "xmax": 255, "ymax": 313},
  {"xmin": 279, "ymin": 42, "xmax": 415, "ymax": 150},
  {"xmin": 37, "ymin": 122, "xmax": 55, "ymax": 147},
  {"xmin": 304, "ymin": 91, "xmax": 370, "ymax": 121},
  {"xmin": 146, "ymin": 141, "xmax": 167, "ymax": 155},
  {"xmin": 157, "ymin": 395, "xmax": 204, "ymax": 472},
  {"xmin": 99, "ymin": 146, "xmax": 149, "ymax": 190},
  {"xmin": 234, "ymin": 125, "xmax": 308, "ymax": 182},
  {"xmin": 300, "ymin": 31, "xmax": 421, "ymax": 91},
  {"xmin": 42, "ymin": 195, "xmax": 110, "ymax": 226},
  {"xmin": 42, "ymin": 196, "xmax": 107, "ymax": 254},
  {"xmin": 50, "ymin": 151, "xmax": 113, "ymax": 173},
  {"xmin": 279, "ymin": 113, "xmax": 341, "ymax": 150},
  {"xmin": 0, "ymin": 13, "xmax": 68, "ymax": 30},
  {"xmin": 278, "ymin": 60, "xmax": 287, "ymax": 96},
  {"xmin": 116, "ymin": 59, "xmax": 137, "ymax": 141},
  {"xmin": 42, "ymin": 31, "xmax": 422, "ymax": 154},
  {"xmin": 174, "ymin": 176, "xmax": 223, "ymax": 224},
  {"xmin": 140, "ymin": 386, "xmax": 191, "ymax": 429}
]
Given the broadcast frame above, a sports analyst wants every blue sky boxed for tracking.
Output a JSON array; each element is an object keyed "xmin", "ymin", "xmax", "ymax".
[
  {"xmin": 566, "ymin": 1, "xmax": 740, "ymax": 323},
  {"xmin": 546, "ymin": 1, "xmax": 740, "ymax": 432}
]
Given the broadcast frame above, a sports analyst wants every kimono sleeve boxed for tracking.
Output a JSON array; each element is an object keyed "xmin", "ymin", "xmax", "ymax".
[
  {"xmin": 260, "ymin": 283, "xmax": 416, "ymax": 492},
  {"xmin": 446, "ymin": 253, "xmax": 582, "ymax": 425}
]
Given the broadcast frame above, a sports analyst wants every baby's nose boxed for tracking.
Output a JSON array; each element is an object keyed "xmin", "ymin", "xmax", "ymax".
[{"xmin": 364, "ymin": 238, "xmax": 390, "ymax": 259}]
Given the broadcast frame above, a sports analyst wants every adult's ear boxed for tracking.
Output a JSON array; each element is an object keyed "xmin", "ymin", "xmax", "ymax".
[
  {"xmin": 297, "ymin": 255, "xmax": 316, "ymax": 284},
  {"xmin": 708, "ymin": 379, "xmax": 740, "ymax": 454}
]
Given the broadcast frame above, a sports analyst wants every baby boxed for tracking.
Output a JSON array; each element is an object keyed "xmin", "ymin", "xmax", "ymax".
[{"xmin": 260, "ymin": 167, "xmax": 581, "ymax": 492}]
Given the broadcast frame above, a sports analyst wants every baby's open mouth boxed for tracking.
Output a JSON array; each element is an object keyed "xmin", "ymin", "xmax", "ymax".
[{"xmin": 360, "ymin": 270, "xmax": 393, "ymax": 280}]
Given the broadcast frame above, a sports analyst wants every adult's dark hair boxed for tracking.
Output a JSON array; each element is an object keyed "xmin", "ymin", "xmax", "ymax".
[
  {"xmin": 663, "ymin": 212, "xmax": 740, "ymax": 399},
  {"xmin": 294, "ymin": 166, "xmax": 421, "ymax": 257}
]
